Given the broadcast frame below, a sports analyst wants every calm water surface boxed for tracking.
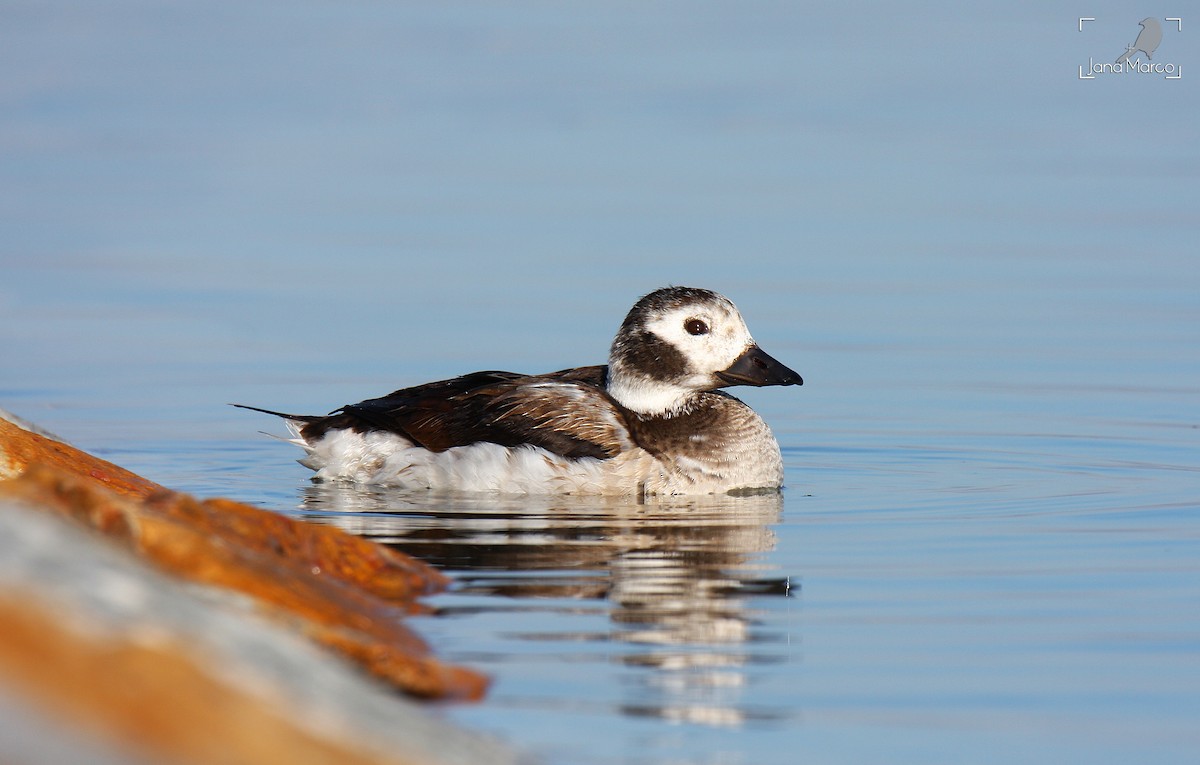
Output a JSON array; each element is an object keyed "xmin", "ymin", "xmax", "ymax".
[{"xmin": 2, "ymin": 3, "xmax": 1198, "ymax": 764}]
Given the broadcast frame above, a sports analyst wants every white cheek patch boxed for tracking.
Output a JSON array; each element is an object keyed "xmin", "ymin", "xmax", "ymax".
[
  {"xmin": 644, "ymin": 305, "xmax": 754, "ymax": 374},
  {"xmin": 713, "ymin": 324, "xmax": 754, "ymax": 367},
  {"xmin": 690, "ymin": 312, "xmax": 754, "ymax": 373}
]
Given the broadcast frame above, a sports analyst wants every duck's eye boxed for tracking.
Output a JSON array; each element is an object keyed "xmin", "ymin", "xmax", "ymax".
[{"xmin": 684, "ymin": 318, "xmax": 709, "ymax": 336}]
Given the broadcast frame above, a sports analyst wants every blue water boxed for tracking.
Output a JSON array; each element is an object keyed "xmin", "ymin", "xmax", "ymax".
[{"xmin": 3, "ymin": 2, "xmax": 1198, "ymax": 764}]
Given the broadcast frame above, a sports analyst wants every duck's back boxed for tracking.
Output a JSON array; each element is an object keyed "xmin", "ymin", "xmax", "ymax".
[{"xmin": 296, "ymin": 364, "xmax": 635, "ymax": 468}]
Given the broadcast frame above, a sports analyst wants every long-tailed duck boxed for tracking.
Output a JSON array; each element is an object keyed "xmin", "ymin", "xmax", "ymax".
[{"xmin": 237, "ymin": 286, "xmax": 802, "ymax": 495}]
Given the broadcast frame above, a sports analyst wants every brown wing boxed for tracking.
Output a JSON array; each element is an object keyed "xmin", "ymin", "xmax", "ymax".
[
  {"xmin": 300, "ymin": 370, "xmax": 520, "ymax": 449},
  {"xmin": 300, "ymin": 366, "xmax": 629, "ymax": 460},
  {"xmin": 483, "ymin": 373, "xmax": 633, "ymax": 459}
]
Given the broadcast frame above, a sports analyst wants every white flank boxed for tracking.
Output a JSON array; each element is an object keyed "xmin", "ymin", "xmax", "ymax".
[{"xmin": 298, "ymin": 428, "xmax": 658, "ymax": 494}]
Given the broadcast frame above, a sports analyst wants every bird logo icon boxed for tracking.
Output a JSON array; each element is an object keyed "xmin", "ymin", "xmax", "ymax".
[{"xmin": 1116, "ymin": 17, "xmax": 1163, "ymax": 64}]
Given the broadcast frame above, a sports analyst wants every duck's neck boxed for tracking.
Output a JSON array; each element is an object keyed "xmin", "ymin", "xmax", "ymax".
[{"xmin": 606, "ymin": 367, "xmax": 695, "ymax": 418}]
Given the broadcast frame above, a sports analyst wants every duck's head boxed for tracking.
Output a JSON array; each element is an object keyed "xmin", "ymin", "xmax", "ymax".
[{"xmin": 607, "ymin": 286, "xmax": 802, "ymax": 416}]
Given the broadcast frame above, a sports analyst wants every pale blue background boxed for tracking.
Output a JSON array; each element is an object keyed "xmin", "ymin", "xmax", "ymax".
[{"xmin": 2, "ymin": 3, "xmax": 1197, "ymax": 764}]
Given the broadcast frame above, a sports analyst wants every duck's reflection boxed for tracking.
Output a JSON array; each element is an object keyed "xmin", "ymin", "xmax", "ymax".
[{"xmin": 297, "ymin": 483, "xmax": 792, "ymax": 727}]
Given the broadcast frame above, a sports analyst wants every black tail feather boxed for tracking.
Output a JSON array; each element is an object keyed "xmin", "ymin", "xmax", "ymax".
[{"xmin": 230, "ymin": 403, "xmax": 321, "ymax": 423}]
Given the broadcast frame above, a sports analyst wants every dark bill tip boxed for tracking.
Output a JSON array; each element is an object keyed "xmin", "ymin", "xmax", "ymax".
[{"xmin": 715, "ymin": 345, "xmax": 803, "ymax": 388}]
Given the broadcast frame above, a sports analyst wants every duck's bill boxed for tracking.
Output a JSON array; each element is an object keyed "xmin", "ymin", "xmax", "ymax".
[{"xmin": 716, "ymin": 345, "xmax": 803, "ymax": 388}]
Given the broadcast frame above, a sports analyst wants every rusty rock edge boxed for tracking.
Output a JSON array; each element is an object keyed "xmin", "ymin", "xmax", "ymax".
[{"xmin": 0, "ymin": 411, "xmax": 488, "ymax": 702}]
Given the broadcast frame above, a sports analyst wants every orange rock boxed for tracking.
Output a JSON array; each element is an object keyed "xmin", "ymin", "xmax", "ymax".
[
  {"xmin": 161, "ymin": 494, "xmax": 449, "ymax": 601},
  {"xmin": 0, "ymin": 417, "xmax": 448, "ymax": 601},
  {"xmin": 0, "ymin": 416, "xmax": 162, "ymax": 498},
  {"xmin": 0, "ymin": 415, "xmax": 488, "ymax": 701},
  {"xmin": 308, "ymin": 625, "xmax": 490, "ymax": 702}
]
